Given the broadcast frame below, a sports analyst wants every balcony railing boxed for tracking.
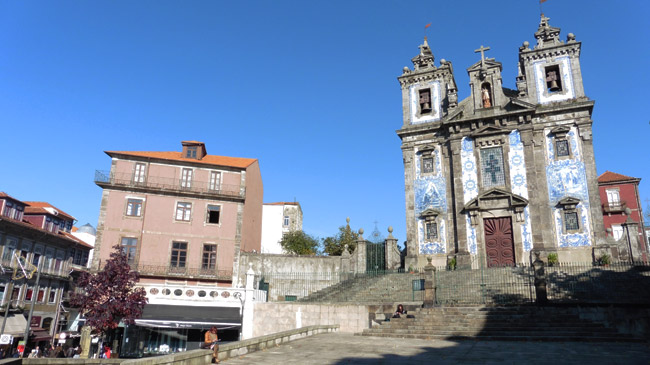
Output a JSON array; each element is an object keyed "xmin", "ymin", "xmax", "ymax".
[
  {"xmin": 94, "ymin": 170, "xmax": 245, "ymax": 199},
  {"xmin": 125, "ymin": 261, "xmax": 233, "ymax": 281},
  {"xmin": 602, "ymin": 201, "xmax": 627, "ymax": 213}
]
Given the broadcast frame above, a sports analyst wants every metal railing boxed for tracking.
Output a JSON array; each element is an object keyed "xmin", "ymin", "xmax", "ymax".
[
  {"xmin": 435, "ymin": 265, "xmax": 535, "ymax": 306},
  {"xmin": 545, "ymin": 261, "xmax": 650, "ymax": 304},
  {"xmin": 602, "ymin": 201, "xmax": 627, "ymax": 213},
  {"xmin": 257, "ymin": 261, "xmax": 650, "ymax": 306},
  {"xmin": 94, "ymin": 170, "xmax": 245, "ymax": 198},
  {"xmin": 99, "ymin": 261, "xmax": 233, "ymax": 280}
]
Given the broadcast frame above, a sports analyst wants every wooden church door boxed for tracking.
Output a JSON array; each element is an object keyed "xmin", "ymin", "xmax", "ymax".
[{"xmin": 484, "ymin": 217, "xmax": 515, "ymax": 267}]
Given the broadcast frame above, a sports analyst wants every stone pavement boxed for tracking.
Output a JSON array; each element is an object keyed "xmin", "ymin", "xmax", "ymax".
[{"xmin": 222, "ymin": 332, "xmax": 650, "ymax": 364}]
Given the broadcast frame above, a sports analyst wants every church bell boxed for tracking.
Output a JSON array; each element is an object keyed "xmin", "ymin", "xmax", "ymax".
[{"xmin": 549, "ymin": 80, "xmax": 560, "ymax": 91}]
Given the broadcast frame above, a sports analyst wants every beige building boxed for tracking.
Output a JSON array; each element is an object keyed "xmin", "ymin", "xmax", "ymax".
[{"xmin": 92, "ymin": 141, "xmax": 263, "ymax": 355}]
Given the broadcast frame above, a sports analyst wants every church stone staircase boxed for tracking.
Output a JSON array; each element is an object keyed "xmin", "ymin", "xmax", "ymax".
[
  {"xmin": 299, "ymin": 273, "xmax": 423, "ymax": 303},
  {"xmin": 360, "ymin": 306, "xmax": 645, "ymax": 342}
]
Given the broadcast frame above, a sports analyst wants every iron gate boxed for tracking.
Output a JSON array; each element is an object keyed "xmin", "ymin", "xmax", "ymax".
[{"xmin": 366, "ymin": 241, "xmax": 385, "ymax": 273}]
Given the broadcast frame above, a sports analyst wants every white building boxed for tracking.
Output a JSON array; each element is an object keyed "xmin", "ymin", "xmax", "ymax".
[{"xmin": 261, "ymin": 202, "xmax": 303, "ymax": 254}]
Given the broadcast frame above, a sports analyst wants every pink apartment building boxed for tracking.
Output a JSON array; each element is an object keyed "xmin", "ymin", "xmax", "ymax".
[{"xmin": 92, "ymin": 141, "xmax": 263, "ymax": 355}]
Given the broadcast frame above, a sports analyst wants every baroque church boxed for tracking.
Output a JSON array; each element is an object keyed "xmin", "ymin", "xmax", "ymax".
[{"xmin": 397, "ymin": 15, "xmax": 606, "ymax": 269}]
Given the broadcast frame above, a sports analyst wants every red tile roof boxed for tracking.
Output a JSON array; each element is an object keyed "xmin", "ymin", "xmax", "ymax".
[
  {"xmin": 105, "ymin": 151, "xmax": 256, "ymax": 169},
  {"xmin": 597, "ymin": 171, "xmax": 640, "ymax": 183},
  {"xmin": 23, "ymin": 201, "xmax": 76, "ymax": 221},
  {"xmin": 0, "ymin": 192, "xmax": 26, "ymax": 204},
  {"xmin": 0, "ymin": 217, "xmax": 91, "ymax": 248}
]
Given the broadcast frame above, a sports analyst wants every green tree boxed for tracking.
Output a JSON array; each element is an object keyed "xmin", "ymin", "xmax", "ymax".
[
  {"xmin": 322, "ymin": 218, "xmax": 359, "ymax": 256},
  {"xmin": 280, "ymin": 230, "xmax": 320, "ymax": 255}
]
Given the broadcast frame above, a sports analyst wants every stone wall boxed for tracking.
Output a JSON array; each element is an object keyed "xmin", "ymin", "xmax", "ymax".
[
  {"xmin": 251, "ymin": 302, "xmax": 368, "ymax": 337},
  {"xmin": 237, "ymin": 252, "xmax": 342, "ymax": 287}
]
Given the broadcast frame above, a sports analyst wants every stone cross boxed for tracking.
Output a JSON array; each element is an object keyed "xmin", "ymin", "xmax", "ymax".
[{"xmin": 474, "ymin": 45, "xmax": 491, "ymax": 66}]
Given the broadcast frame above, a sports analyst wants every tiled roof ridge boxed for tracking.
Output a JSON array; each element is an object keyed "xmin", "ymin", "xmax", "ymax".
[
  {"xmin": 597, "ymin": 171, "xmax": 639, "ymax": 183},
  {"xmin": 105, "ymin": 150, "xmax": 257, "ymax": 168}
]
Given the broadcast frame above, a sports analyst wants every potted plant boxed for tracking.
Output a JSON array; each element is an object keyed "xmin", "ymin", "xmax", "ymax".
[
  {"xmin": 408, "ymin": 265, "xmax": 415, "ymax": 274},
  {"xmin": 598, "ymin": 254, "xmax": 611, "ymax": 266},
  {"xmin": 447, "ymin": 257, "xmax": 457, "ymax": 271},
  {"xmin": 547, "ymin": 253, "xmax": 558, "ymax": 267}
]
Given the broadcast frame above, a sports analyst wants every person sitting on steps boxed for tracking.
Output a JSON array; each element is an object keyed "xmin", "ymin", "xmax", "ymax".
[
  {"xmin": 392, "ymin": 304, "xmax": 406, "ymax": 318},
  {"xmin": 204, "ymin": 326, "xmax": 220, "ymax": 363}
]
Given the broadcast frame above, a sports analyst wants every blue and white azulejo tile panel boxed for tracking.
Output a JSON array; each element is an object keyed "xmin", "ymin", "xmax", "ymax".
[
  {"xmin": 418, "ymin": 219, "xmax": 446, "ymax": 254},
  {"xmin": 508, "ymin": 130, "xmax": 529, "ymax": 199},
  {"xmin": 414, "ymin": 145, "xmax": 447, "ymax": 254},
  {"xmin": 545, "ymin": 128, "xmax": 592, "ymax": 247},
  {"xmin": 461, "ymin": 137, "xmax": 479, "ymax": 204},
  {"xmin": 466, "ymin": 214, "xmax": 477, "ymax": 254}
]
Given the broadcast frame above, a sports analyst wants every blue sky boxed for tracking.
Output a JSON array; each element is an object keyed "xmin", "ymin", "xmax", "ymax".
[{"xmin": 1, "ymin": 1, "xmax": 649, "ymax": 246}]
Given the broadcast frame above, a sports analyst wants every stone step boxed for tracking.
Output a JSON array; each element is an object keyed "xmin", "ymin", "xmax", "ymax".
[{"xmin": 356, "ymin": 332, "xmax": 645, "ymax": 342}]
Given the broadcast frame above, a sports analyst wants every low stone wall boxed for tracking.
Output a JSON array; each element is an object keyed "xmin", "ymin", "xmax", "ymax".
[
  {"xmin": 23, "ymin": 326, "xmax": 338, "ymax": 365},
  {"xmin": 23, "ymin": 359, "xmax": 122, "ymax": 364},
  {"xmin": 218, "ymin": 325, "xmax": 338, "ymax": 361},
  {"xmin": 238, "ymin": 252, "xmax": 342, "ymax": 284},
  {"xmin": 252, "ymin": 302, "xmax": 369, "ymax": 336}
]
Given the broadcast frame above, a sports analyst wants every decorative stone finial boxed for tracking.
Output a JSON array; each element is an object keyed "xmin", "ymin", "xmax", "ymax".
[
  {"xmin": 440, "ymin": 58, "xmax": 446, "ymax": 64},
  {"xmin": 567, "ymin": 33, "xmax": 575, "ymax": 42},
  {"xmin": 388, "ymin": 226, "xmax": 393, "ymax": 233},
  {"xmin": 346, "ymin": 217, "xmax": 350, "ymax": 224},
  {"xmin": 402, "ymin": 66, "xmax": 410, "ymax": 74},
  {"xmin": 358, "ymin": 228, "xmax": 364, "ymax": 235}
]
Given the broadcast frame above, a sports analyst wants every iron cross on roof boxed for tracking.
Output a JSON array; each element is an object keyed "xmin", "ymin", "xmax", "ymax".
[{"xmin": 474, "ymin": 45, "xmax": 491, "ymax": 66}]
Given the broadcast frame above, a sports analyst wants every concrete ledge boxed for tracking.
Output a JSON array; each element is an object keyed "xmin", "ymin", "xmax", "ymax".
[{"xmin": 218, "ymin": 325, "xmax": 339, "ymax": 362}]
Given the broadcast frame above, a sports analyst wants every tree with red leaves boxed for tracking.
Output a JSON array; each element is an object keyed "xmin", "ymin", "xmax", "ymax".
[{"xmin": 71, "ymin": 244, "xmax": 147, "ymax": 335}]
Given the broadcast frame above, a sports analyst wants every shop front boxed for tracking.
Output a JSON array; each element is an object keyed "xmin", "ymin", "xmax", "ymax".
[{"xmin": 119, "ymin": 305, "xmax": 241, "ymax": 358}]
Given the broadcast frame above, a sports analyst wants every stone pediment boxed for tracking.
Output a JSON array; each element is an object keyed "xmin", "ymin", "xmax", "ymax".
[
  {"xmin": 464, "ymin": 188, "xmax": 528, "ymax": 212},
  {"xmin": 467, "ymin": 59, "xmax": 502, "ymax": 72},
  {"xmin": 470, "ymin": 125, "xmax": 508, "ymax": 138},
  {"xmin": 557, "ymin": 196, "xmax": 581, "ymax": 209},
  {"xmin": 419, "ymin": 208, "xmax": 443, "ymax": 219},
  {"xmin": 507, "ymin": 97, "xmax": 536, "ymax": 110}
]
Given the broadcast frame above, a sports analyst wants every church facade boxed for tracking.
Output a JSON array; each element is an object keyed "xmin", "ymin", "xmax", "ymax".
[{"xmin": 397, "ymin": 16, "xmax": 606, "ymax": 268}]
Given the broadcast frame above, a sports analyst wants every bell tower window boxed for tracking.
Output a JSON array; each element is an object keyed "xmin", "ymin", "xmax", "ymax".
[
  {"xmin": 418, "ymin": 89, "xmax": 432, "ymax": 114},
  {"xmin": 545, "ymin": 64, "xmax": 562, "ymax": 93}
]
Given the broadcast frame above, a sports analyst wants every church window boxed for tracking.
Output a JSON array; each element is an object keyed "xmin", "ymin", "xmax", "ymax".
[
  {"xmin": 545, "ymin": 64, "xmax": 562, "ymax": 93},
  {"xmin": 556, "ymin": 139, "xmax": 570, "ymax": 157},
  {"xmin": 564, "ymin": 212, "xmax": 579, "ymax": 231},
  {"xmin": 425, "ymin": 221, "xmax": 438, "ymax": 240},
  {"xmin": 418, "ymin": 89, "xmax": 432, "ymax": 114},
  {"xmin": 422, "ymin": 156, "xmax": 434, "ymax": 174},
  {"xmin": 480, "ymin": 147, "xmax": 506, "ymax": 188}
]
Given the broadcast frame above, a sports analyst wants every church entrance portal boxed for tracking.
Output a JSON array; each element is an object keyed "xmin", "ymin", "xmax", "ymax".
[{"xmin": 484, "ymin": 217, "xmax": 515, "ymax": 267}]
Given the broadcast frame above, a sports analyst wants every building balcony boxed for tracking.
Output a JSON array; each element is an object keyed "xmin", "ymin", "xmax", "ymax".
[
  {"xmin": 602, "ymin": 201, "xmax": 627, "ymax": 213},
  {"xmin": 129, "ymin": 262, "xmax": 233, "ymax": 281},
  {"xmin": 94, "ymin": 170, "xmax": 245, "ymax": 200},
  {"xmin": 139, "ymin": 283, "xmax": 267, "ymax": 307}
]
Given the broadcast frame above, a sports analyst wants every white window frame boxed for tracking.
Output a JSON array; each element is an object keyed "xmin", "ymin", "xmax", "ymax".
[
  {"xmin": 133, "ymin": 163, "xmax": 147, "ymax": 184},
  {"xmin": 181, "ymin": 168, "xmax": 193, "ymax": 189},
  {"xmin": 606, "ymin": 189, "xmax": 620, "ymax": 207},
  {"xmin": 283, "ymin": 215, "xmax": 290, "ymax": 227},
  {"xmin": 209, "ymin": 171, "xmax": 222, "ymax": 191},
  {"xmin": 175, "ymin": 202, "xmax": 192, "ymax": 221},
  {"xmin": 612, "ymin": 225, "xmax": 624, "ymax": 241},
  {"xmin": 206, "ymin": 204, "xmax": 221, "ymax": 225}
]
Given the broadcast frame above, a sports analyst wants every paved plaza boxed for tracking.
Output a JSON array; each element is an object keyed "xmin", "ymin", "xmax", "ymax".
[{"xmin": 222, "ymin": 332, "xmax": 650, "ymax": 364}]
